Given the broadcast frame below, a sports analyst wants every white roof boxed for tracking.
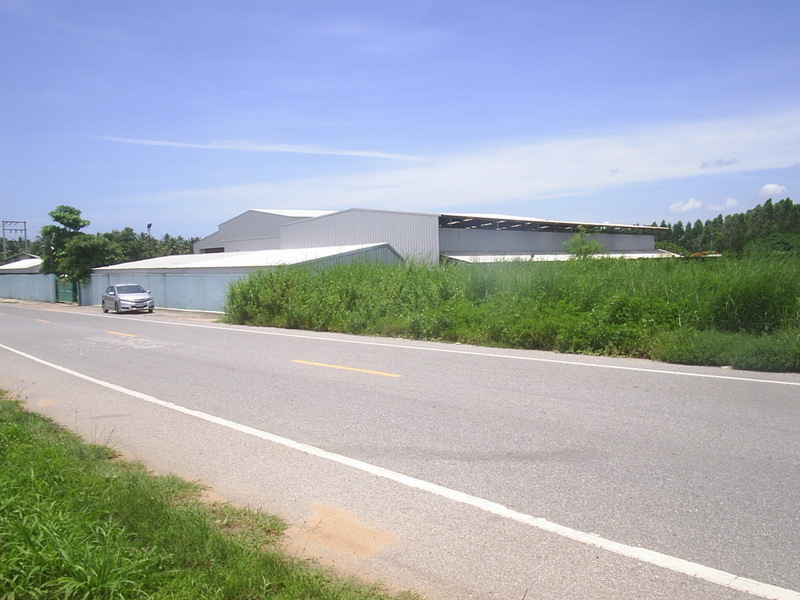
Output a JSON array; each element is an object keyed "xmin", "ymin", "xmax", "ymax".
[
  {"xmin": 95, "ymin": 244, "xmax": 392, "ymax": 270},
  {"xmin": 0, "ymin": 257, "xmax": 42, "ymax": 271},
  {"xmin": 250, "ymin": 209, "xmax": 336, "ymax": 218}
]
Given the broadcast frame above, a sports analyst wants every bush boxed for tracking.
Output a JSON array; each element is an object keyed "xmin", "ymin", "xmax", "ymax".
[{"xmin": 650, "ymin": 329, "xmax": 800, "ymax": 372}]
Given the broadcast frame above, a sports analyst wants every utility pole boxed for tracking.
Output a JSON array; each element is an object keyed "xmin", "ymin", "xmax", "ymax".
[{"xmin": 2, "ymin": 220, "xmax": 28, "ymax": 262}]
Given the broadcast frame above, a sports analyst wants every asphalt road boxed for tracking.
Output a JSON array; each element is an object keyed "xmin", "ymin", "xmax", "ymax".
[{"xmin": 1, "ymin": 300, "xmax": 799, "ymax": 600}]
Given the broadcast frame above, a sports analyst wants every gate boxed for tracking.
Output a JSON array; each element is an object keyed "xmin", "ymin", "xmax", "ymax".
[{"xmin": 56, "ymin": 278, "xmax": 76, "ymax": 303}]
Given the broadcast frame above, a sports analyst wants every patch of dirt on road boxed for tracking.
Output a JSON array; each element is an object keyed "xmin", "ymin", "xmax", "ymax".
[{"xmin": 284, "ymin": 503, "xmax": 399, "ymax": 558}]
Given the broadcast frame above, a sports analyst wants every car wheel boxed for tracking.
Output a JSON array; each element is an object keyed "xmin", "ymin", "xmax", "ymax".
[
  {"xmin": 115, "ymin": 301, "xmax": 121, "ymax": 314},
  {"xmin": 102, "ymin": 303, "xmax": 109, "ymax": 313},
  {"xmin": 148, "ymin": 308, "xmax": 154, "ymax": 313}
]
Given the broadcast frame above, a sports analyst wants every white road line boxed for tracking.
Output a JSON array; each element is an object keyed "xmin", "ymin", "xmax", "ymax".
[
  {"xmin": 2, "ymin": 341, "xmax": 799, "ymax": 600},
  {"xmin": 31, "ymin": 307, "xmax": 800, "ymax": 387},
  {"xmin": 142, "ymin": 315, "xmax": 800, "ymax": 387}
]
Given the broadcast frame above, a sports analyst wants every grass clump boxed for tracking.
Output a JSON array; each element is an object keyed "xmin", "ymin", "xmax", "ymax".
[
  {"xmin": 0, "ymin": 393, "xmax": 416, "ymax": 600},
  {"xmin": 223, "ymin": 255, "xmax": 800, "ymax": 372}
]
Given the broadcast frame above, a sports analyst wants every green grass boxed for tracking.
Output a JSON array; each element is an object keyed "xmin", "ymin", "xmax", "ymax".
[
  {"xmin": 224, "ymin": 256, "xmax": 800, "ymax": 372},
  {"xmin": 0, "ymin": 393, "xmax": 418, "ymax": 600}
]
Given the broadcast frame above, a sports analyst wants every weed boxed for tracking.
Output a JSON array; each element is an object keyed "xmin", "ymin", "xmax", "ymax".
[{"xmin": 223, "ymin": 255, "xmax": 800, "ymax": 372}]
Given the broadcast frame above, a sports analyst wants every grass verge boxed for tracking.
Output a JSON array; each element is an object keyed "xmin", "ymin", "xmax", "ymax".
[{"xmin": 0, "ymin": 392, "xmax": 417, "ymax": 600}]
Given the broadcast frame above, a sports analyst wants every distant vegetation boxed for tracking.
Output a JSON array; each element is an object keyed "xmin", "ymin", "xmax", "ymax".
[
  {"xmin": 652, "ymin": 197, "xmax": 800, "ymax": 256},
  {"xmin": 1, "ymin": 205, "xmax": 198, "ymax": 279}
]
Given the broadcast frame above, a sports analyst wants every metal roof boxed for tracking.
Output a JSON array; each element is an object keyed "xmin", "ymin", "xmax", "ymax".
[
  {"xmin": 250, "ymin": 209, "xmax": 336, "ymax": 218},
  {"xmin": 243, "ymin": 208, "xmax": 665, "ymax": 232},
  {"xmin": 94, "ymin": 244, "xmax": 395, "ymax": 271},
  {"xmin": 0, "ymin": 257, "xmax": 42, "ymax": 272},
  {"xmin": 438, "ymin": 212, "xmax": 666, "ymax": 232}
]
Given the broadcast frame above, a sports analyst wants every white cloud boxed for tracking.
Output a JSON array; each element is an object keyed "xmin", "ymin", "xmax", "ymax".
[
  {"xmin": 707, "ymin": 197, "xmax": 739, "ymax": 211},
  {"xmin": 126, "ymin": 108, "xmax": 800, "ymax": 215},
  {"xmin": 760, "ymin": 183, "xmax": 788, "ymax": 198},
  {"xmin": 95, "ymin": 136, "xmax": 423, "ymax": 161},
  {"xmin": 669, "ymin": 198, "xmax": 703, "ymax": 213},
  {"xmin": 700, "ymin": 158, "xmax": 740, "ymax": 169}
]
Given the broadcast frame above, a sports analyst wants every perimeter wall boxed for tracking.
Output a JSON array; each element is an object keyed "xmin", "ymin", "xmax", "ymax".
[{"xmin": 0, "ymin": 274, "xmax": 58, "ymax": 303}]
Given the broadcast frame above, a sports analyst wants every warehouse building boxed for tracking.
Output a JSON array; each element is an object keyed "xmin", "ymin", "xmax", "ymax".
[
  {"xmin": 1, "ymin": 208, "xmax": 668, "ymax": 312},
  {"xmin": 194, "ymin": 207, "xmax": 667, "ymax": 263}
]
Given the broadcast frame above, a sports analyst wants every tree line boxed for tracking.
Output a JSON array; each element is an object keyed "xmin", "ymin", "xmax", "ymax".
[
  {"xmin": 2, "ymin": 205, "xmax": 198, "ymax": 281},
  {"xmin": 651, "ymin": 197, "xmax": 800, "ymax": 256}
]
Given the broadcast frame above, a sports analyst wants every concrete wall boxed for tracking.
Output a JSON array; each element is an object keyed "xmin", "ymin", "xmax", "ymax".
[
  {"xmin": 84, "ymin": 271, "xmax": 243, "ymax": 313},
  {"xmin": 0, "ymin": 274, "xmax": 58, "ymax": 302},
  {"xmin": 84, "ymin": 245, "xmax": 404, "ymax": 313}
]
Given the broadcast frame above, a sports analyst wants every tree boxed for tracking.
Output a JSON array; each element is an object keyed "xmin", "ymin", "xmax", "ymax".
[
  {"xmin": 38, "ymin": 205, "xmax": 91, "ymax": 275},
  {"xmin": 564, "ymin": 226, "xmax": 604, "ymax": 259},
  {"xmin": 59, "ymin": 234, "xmax": 118, "ymax": 282}
]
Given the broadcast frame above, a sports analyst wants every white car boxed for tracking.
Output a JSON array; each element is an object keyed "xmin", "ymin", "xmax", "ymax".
[{"xmin": 101, "ymin": 283, "xmax": 155, "ymax": 314}]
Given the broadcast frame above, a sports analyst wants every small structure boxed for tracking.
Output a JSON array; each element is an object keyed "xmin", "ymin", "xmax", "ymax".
[
  {"xmin": 0, "ymin": 253, "xmax": 41, "ymax": 273},
  {"xmin": 86, "ymin": 243, "xmax": 402, "ymax": 312},
  {"xmin": 0, "ymin": 254, "xmax": 57, "ymax": 303}
]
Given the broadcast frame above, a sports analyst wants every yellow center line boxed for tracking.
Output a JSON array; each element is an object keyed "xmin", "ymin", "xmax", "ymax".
[
  {"xmin": 106, "ymin": 331, "xmax": 138, "ymax": 338},
  {"xmin": 36, "ymin": 319, "xmax": 50, "ymax": 323},
  {"xmin": 291, "ymin": 360, "xmax": 402, "ymax": 378}
]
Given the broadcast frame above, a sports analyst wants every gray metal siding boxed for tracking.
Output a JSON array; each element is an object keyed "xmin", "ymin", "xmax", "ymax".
[
  {"xmin": 223, "ymin": 236, "xmax": 282, "ymax": 252},
  {"xmin": 193, "ymin": 230, "xmax": 226, "ymax": 253},
  {"xmin": 195, "ymin": 211, "xmax": 311, "ymax": 253},
  {"xmin": 219, "ymin": 211, "xmax": 291, "ymax": 239},
  {"xmin": 281, "ymin": 209, "xmax": 439, "ymax": 263},
  {"xmin": 439, "ymin": 228, "xmax": 656, "ymax": 255}
]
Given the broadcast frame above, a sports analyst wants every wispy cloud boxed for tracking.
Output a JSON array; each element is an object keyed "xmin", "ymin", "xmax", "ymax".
[
  {"xmin": 701, "ymin": 158, "xmax": 740, "ymax": 169},
  {"xmin": 121, "ymin": 109, "xmax": 800, "ymax": 216},
  {"xmin": 94, "ymin": 136, "xmax": 424, "ymax": 161},
  {"xmin": 707, "ymin": 198, "xmax": 739, "ymax": 211},
  {"xmin": 670, "ymin": 199, "xmax": 703, "ymax": 213}
]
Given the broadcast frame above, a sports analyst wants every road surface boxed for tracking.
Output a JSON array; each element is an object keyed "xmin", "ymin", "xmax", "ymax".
[{"xmin": 1, "ymin": 300, "xmax": 799, "ymax": 599}]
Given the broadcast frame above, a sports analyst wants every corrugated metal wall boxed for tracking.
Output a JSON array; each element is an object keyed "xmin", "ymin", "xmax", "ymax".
[
  {"xmin": 281, "ymin": 209, "xmax": 440, "ymax": 263},
  {"xmin": 195, "ymin": 211, "xmax": 301, "ymax": 253},
  {"xmin": 224, "ymin": 236, "xmax": 281, "ymax": 252},
  {"xmin": 439, "ymin": 228, "xmax": 655, "ymax": 254}
]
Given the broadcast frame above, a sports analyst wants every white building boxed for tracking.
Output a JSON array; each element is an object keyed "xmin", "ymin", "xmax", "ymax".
[
  {"xmin": 1, "ymin": 209, "xmax": 669, "ymax": 312},
  {"xmin": 194, "ymin": 208, "xmax": 668, "ymax": 263}
]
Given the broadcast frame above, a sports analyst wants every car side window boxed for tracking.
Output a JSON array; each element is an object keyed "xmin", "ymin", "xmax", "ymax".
[{"xmin": 106, "ymin": 286, "xmax": 115, "ymax": 295}]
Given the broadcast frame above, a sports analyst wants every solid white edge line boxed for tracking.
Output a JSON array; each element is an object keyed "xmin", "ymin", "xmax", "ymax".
[
  {"xmin": 2, "ymin": 342, "xmax": 799, "ymax": 600},
  {"xmin": 23, "ymin": 307, "xmax": 800, "ymax": 387}
]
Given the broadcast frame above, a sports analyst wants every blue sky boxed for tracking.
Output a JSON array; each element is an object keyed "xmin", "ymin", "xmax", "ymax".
[{"xmin": 2, "ymin": 1, "xmax": 799, "ymax": 240}]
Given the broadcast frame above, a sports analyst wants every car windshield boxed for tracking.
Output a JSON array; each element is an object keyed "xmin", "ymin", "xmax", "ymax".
[{"xmin": 117, "ymin": 285, "xmax": 146, "ymax": 294}]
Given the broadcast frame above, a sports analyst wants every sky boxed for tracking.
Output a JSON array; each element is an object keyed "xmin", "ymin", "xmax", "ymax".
[{"xmin": 2, "ymin": 1, "xmax": 799, "ymax": 241}]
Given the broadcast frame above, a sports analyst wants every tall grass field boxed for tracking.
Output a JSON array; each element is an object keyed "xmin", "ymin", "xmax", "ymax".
[{"xmin": 225, "ymin": 255, "xmax": 800, "ymax": 373}]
